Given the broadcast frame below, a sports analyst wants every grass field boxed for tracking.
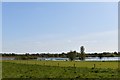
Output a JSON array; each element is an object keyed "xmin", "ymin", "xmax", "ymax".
[
  {"xmin": 2, "ymin": 60, "xmax": 120, "ymax": 79},
  {"xmin": 2, "ymin": 60, "xmax": 119, "ymax": 69}
]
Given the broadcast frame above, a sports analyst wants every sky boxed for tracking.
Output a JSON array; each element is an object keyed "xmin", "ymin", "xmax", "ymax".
[
  {"xmin": 2, "ymin": 2, "xmax": 118, "ymax": 53},
  {"xmin": 0, "ymin": 3, "xmax": 2, "ymax": 52}
]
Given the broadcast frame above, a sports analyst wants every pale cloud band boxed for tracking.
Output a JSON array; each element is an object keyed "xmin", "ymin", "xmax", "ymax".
[{"xmin": 2, "ymin": 30, "xmax": 118, "ymax": 53}]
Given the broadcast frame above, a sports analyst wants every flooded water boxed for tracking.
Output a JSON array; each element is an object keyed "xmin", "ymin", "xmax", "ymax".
[
  {"xmin": 85, "ymin": 57, "xmax": 119, "ymax": 61},
  {"xmin": 37, "ymin": 57, "xmax": 120, "ymax": 61},
  {"xmin": 37, "ymin": 57, "xmax": 69, "ymax": 61},
  {"xmin": 0, "ymin": 57, "xmax": 15, "ymax": 60},
  {"xmin": 1, "ymin": 57, "xmax": 120, "ymax": 61}
]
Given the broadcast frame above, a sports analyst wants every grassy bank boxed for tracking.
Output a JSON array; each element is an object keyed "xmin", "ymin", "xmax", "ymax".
[{"xmin": 2, "ymin": 60, "xmax": 120, "ymax": 79}]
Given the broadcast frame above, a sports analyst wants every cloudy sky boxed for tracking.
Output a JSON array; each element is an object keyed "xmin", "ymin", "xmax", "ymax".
[{"xmin": 2, "ymin": 2, "xmax": 118, "ymax": 53}]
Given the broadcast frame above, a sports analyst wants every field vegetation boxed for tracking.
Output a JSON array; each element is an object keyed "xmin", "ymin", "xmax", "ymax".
[{"xmin": 2, "ymin": 60, "xmax": 120, "ymax": 79}]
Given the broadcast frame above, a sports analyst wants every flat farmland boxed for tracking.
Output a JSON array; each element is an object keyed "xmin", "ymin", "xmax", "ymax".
[
  {"xmin": 2, "ymin": 60, "xmax": 119, "ymax": 69},
  {"xmin": 1, "ymin": 60, "xmax": 120, "ymax": 79}
]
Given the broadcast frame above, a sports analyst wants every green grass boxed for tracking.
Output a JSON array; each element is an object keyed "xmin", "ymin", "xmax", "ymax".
[
  {"xmin": 3, "ymin": 60, "xmax": 119, "ymax": 69},
  {"xmin": 2, "ymin": 60, "xmax": 120, "ymax": 78}
]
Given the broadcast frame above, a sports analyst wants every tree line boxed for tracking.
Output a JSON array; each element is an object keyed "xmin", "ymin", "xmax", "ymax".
[{"xmin": 1, "ymin": 46, "xmax": 120, "ymax": 61}]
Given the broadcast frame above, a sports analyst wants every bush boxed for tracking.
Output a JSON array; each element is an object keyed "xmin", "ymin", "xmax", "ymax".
[{"xmin": 67, "ymin": 51, "xmax": 77, "ymax": 61}]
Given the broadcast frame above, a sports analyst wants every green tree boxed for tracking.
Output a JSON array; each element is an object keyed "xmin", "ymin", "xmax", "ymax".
[
  {"xmin": 98, "ymin": 53, "xmax": 103, "ymax": 59},
  {"xmin": 80, "ymin": 46, "xmax": 85, "ymax": 60},
  {"xmin": 67, "ymin": 51, "xmax": 77, "ymax": 61}
]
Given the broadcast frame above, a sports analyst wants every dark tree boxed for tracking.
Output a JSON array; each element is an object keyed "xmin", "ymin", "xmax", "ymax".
[
  {"xmin": 80, "ymin": 46, "xmax": 85, "ymax": 60},
  {"xmin": 98, "ymin": 53, "xmax": 103, "ymax": 59},
  {"xmin": 25, "ymin": 53, "xmax": 29, "ymax": 56},
  {"xmin": 67, "ymin": 51, "xmax": 77, "ymax": 61},
  {"xmin": 113, "ymin": 52, "xmax": 118, "ymax": 56}
]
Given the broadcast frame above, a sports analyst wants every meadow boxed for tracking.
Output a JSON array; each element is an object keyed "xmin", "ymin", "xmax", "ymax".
[{"xmin": 2, "ymin": 60, "xmax": 120, "ymax": 79}]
